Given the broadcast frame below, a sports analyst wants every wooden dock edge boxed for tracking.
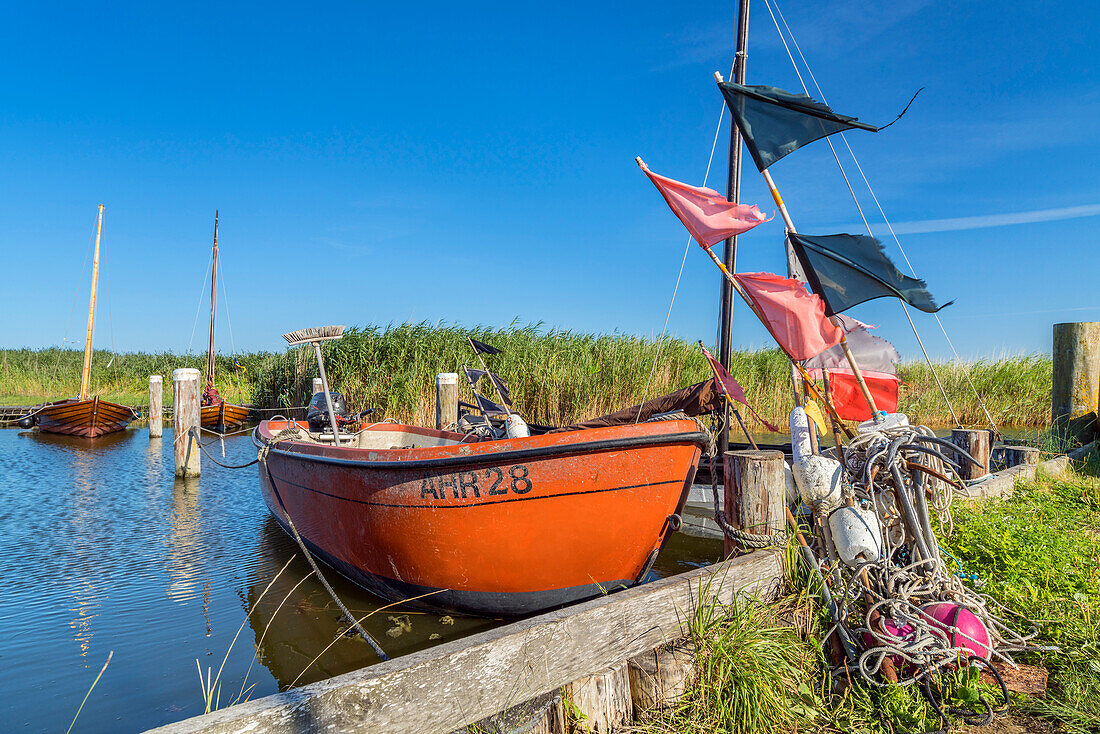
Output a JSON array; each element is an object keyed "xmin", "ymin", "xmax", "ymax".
[
  {"xmin": 965, "ymin": 440, "xmax": 1096, "ymax": 500},
  {"xmin": 144, "ymin": 550, "xmax": 783, "ymax": 734}
]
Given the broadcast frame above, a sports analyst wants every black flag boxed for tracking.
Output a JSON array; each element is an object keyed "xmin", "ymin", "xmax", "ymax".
[
  {"xmin": 788, "ymin": 233, "xmax": 949, "ymax": 316},
  {"xmin": 718, "ymin": 82, "xmax": 878, "ymax": 171},
  {"xmin": 464, "ymin": 367, "xmax": 513, "ymax": 406},
  {"xmin": 469, "ymin": 338, "xmax": 501, "ymax": 355}
]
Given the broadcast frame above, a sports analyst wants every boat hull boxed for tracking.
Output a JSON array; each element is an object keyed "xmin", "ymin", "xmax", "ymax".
[
  {"xmin": 254, "ymin": 419, "xmax": 707, "ymax": 616},
  {"xmin": 35, "ymin": 397, "xmax": 135, "ymax": 438},
  {"xmin": 200, "ymin": 401, "xmax": 251, "ymax": 430}
]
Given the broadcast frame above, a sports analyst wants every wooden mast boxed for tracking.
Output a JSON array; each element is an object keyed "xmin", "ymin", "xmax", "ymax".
[
  {"xmin": 206, "ymin": 210, "xmax": 219, "ymax": 389},
  {"xmin": 717, "ymin": 0, "xmax": 751, "ymax": 456},
  {"xmin": 78, "ymin": 205, "xmax": 104, "ymax": 401}
]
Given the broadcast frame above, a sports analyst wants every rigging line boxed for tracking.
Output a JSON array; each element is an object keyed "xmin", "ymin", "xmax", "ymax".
[
  {"xmin": 769, "ymin": 0, "xmax": 994, "ymax": 430},
  {"xmin": 217, "ymin": 257, "xmax": 244, "ymax": 401},
  {"xmin": 187, "ymin": 249, "xmax": 213, "ymax": 355},
  {"xmin": 765, "ymin": 0, "xmax": 961, "ymax": 427},
  {"xmin": 55, "ymin": 220, "xmax": 96, "ymax": 373},
  {"xmin": 636, "ymin": 91, "xmax": 731, "ymax": 423}
]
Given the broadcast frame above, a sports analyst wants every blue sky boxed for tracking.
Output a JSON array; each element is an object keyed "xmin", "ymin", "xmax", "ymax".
[{"xmin": 1, "ymin": 1, "xmax": 1097, "ymax": 359}]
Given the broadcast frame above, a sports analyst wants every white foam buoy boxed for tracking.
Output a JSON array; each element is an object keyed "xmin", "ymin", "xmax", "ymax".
[
  {"xmin": 504, "ymin": 413, "xmax": 530, "ymax": 439},
  {"xmin": 827, "ymin": 505, "xmax": 883, "ymax": 567}
]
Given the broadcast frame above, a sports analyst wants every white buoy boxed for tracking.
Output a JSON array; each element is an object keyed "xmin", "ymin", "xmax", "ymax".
[
  {"xmin": 827, "ymin": 506, "xmax": 883, "ymax": 567},
  {"xmin": 504, "ymin": 413, "xmax": 530, "ymax": 439}
]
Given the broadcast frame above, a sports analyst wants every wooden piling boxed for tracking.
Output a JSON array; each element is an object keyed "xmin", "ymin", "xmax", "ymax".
[
  {"xmin": 1002, "ymin": 445, "xmax": 1040, "ymax": 468},
  {"xmin": 148, "ymin": 375, "xmax": 163, "ymax": 438},
  {"xmin": 1052, "ymin": 322, "xmax": 1100, "ymax": 447},
  {"xmin": 565, "ymin": 663, "xmax": 633, "ymax": 733},
  {"xmin": 173, "ymin": 368, "xmax": 201, "ymax": 477},
  {"xmin": 626, "ymin": 638, "xmax": 696, "ymax": 712},
  {"xmin": 722, "ymin": 449, "xmax": 785, "ymax": 557},
  {"xmin": 312, "ymin": 377, "xmax": 324, "ymax": 396},
  {"xmin": 951, "ymin": 428, "xmax": 991, "ymax": 480},
  {"xmin": 435, "ymin": 373, "xmax": 458, "ymax": 430}
]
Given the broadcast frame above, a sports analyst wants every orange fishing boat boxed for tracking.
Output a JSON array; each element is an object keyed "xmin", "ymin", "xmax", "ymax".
[
  {"xmin": 199, "ymin": 212, "xmax": 250, "ymax": 431},
  {"xmin": 253, "ymin": 417, "xmax": 708, "ymax": 616},
  {"xmin": 34, "ymin": 205, "xmax": 136, "ymax": 439}
]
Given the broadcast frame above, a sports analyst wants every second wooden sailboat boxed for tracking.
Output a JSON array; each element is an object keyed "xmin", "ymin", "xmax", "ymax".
[
  {"xmin": 200, "ymin": 211, "xmax": 251, "ymax": 431},
  {"xmin": 36, "ymin": 205, "xmax": 137, "ymax": 438}
]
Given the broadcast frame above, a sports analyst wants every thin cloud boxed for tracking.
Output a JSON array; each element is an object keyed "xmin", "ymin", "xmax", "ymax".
[{"xmin": 887, "ymin": 203, "xmax": 1100, "ymax": 235}]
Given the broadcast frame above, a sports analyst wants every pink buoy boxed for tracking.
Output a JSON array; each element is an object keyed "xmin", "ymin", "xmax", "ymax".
[{"xmin": 921, "ymin": 602, "xmax": 992, "ymax": 659}]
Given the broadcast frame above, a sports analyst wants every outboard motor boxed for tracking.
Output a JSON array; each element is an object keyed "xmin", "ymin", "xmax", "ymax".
[{"xmin": 306, "ymin": 391, "xmax": 353, "ymax": 433}]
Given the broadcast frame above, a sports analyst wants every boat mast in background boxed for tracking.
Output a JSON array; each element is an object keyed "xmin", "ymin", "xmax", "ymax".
[
  {"xmin": 78, "ymin": 204, "xmax": 104, "ymax": 401},
  {"xmin": 717, "ymin": 0, "xmax": 750, "ymax": 455},
  {"xmin": 206, "ymin": 210, "xmax": 219, "ymax": 389}
]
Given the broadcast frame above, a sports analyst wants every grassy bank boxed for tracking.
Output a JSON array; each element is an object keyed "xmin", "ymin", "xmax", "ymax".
[
  {"xmin": 638, "ymin": 458, "xmax": 1100, "ymax": 733},
  {"xmin": 0, "ymin": 324, "xmax": 1053, "ymax": 426},
  {"xmin": 249, "ymin": 323, "xmax": 1052, "ymax": 428}
]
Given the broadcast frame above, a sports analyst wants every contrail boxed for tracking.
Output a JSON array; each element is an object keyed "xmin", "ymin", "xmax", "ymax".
[{"xmin": 887, "ymin": 203, "xmax": 1100, "ymax": 235}]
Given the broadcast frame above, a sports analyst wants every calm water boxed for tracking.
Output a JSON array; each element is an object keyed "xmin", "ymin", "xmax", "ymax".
[{"xmin": 0, "ymin": 427, "xmax": 721, "ymax": 733}]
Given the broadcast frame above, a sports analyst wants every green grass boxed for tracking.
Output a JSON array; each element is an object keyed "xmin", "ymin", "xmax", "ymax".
[
  {"xmin": 0, "ymin": 323, "xmax": 1053, "ymax": 426},
  {"xmin": 0, "ymin": 348, "xmax": 272, "ymax": 407},
  {"xmin": 248, "ymin": 322, "xmax": 1052, "ymax": 428},
  {"xmin": 639, "ymin": 454, "xmax": 1100, "ymax": 734}
]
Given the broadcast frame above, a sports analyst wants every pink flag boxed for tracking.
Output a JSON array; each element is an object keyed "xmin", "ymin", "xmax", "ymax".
[
  {"xmin": 699, "ymin": 345, "xmax": 747, "ymax": 404},
  {"xmin": 732, "ymin": 272, "xmax": 843, "ymax": 360},
  {"xmin": 639, "ymin": 160, "xmax": 771, "ymax": 247}
]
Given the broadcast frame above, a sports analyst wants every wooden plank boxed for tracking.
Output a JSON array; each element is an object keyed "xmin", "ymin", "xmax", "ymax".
[{"xmin": 143, "ymin": 551, "xmax": 782, "ymax": 734}]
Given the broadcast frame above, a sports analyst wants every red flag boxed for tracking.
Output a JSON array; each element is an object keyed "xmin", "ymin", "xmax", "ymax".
[
  {"xmin": 699, "ymin": 345, "xmax": 747, "ymax": 404},
  {"xmin": 826, "ymin": 369, "xmax": 899, "ymax": 422},
  {"xmin": 639, "ymin": 161, "xmax": 771, "ymax": 247},
  {"xmin": 732, "ymin": 272, "xmax": 843, "ymax": 360}
]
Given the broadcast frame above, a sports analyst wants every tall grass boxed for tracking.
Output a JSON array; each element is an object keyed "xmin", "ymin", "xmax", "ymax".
[
  {"xmin": 0, "ymin": 348, "xmax": 272, "ymax": 406},
  {"xmin": 248, "ymin": 322, "xmax": 1053, "ymax": 428},
  {"xmin": 0, "ymin": 325, "xmax": 1053, "ymax": 426}
]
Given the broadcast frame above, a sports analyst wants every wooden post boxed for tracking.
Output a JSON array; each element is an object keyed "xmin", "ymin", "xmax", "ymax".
[
  {"xmin": 436, "ymin": 372, "xmax": 458, "ymax": 430},
  {"xmin": 627, "ymin": 638, "xmax": 696, "ymax": 712},
  {"xmin": 723, "ymin": 449, "xmax": 785, "ymax": 557},
  {"xmin": 173, "ymin": 368, "xmax": 201, "ymax": 477},
  {"xmin": 1052, "ymin": 322, "xmax": 1100, "ymax": 448},
  {"xmin": 312, "ymin": 377, "xmax": 324, "ymax": 395},
  {"xmin": 565, "ymin": 663, "xmax": 633, "ymax": 733},
  {"xmin": 951, "ymin": 428, "xmax": 991, "ymax": 480},
  {"xmin": 148, "ymin": 375, "xmax": 163, "ymax": 438},
  {"xmin": 1002, "ymin": 445, "xmax": 1041, "ymax": 468}
]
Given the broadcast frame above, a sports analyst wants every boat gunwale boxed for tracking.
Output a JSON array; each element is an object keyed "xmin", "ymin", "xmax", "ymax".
[{"xmin": 253, "ymin": 420, "xmax": 710, "ymax": 471}]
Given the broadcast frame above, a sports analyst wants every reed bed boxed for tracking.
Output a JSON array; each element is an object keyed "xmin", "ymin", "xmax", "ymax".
[
  {"xmin": 0, "ymin": 348, "xmax": 269, "ymax": 407},
  {"xmin": 1, "ymin": 325, "xmax": 1053, "ymax": 427},
  {"xmin": 248, "ymin": 323, "xmax": 1053, "ymax": 428}
]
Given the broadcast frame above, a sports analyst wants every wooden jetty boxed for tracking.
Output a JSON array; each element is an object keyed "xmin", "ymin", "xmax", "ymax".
[{"xmin": 144, "ymin": 549, "xmax": 782, "ymax": 734}]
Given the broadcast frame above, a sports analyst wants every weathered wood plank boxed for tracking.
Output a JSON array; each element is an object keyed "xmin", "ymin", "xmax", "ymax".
[
  {"xmin": 149, "ymin": 375, "xmax": 163, "ymax": 439},
  {"xmin": 565, "ymin": 663, "xmax": 632, "ymax": 733},
  {"xmin": 144, "ymin": 551, "xmax": 782, "ymax": 734}
]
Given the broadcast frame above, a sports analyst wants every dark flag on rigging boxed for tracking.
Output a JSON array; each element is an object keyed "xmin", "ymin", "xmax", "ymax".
[
  {"xmin": 469, "ymin": 338, "xmax": 502, "ymax": 356},
  {"xmin": 787, "ymin": 233, "xmax": 950, "ymax": 316},
  {"xmin": 717, "ymin": 82, "xmax": 878, "ymax": 171}
]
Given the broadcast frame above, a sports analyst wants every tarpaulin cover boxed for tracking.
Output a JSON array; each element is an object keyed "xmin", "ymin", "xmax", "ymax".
[
  {"xmin": 639, "ymin": 162, "xmax": 770, "ymax": 246},
  {"xmin": 732, "ymin": 271, "xmax": 843, "ymax": 360},
  {"xmin": 552, "ymin": 380, "xmax": 722, "ymax": 433},
  {"xmin": 826, "ymin": 369, "xmax": 900, "ymax": 422},
  {"xmin": 788, "ymin": 233, "xmax": 948, "ymax": 316},
  {"xmin": 718, "ymin": 82, "xmax": 878, "ymax": 171}
]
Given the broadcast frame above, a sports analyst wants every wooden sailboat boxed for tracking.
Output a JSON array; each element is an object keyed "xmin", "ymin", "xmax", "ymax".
[
  {"xmin": 36, "ymin": 205, "xmax": 137, "ymax": 438},
  {"xmin": 199, "ymin": 211, "xmax": 251, "ymax": 431}
]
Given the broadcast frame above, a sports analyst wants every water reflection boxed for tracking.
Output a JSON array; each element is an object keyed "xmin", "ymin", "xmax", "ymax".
[{"xmin": 244, "ymin": 519, "xmax": 499, "ymax": 688}]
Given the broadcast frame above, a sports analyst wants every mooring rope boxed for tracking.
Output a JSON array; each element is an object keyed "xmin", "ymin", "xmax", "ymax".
[{"xmin": 255, "ymin": 425, "xmax": 390, "ymax": 661}]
